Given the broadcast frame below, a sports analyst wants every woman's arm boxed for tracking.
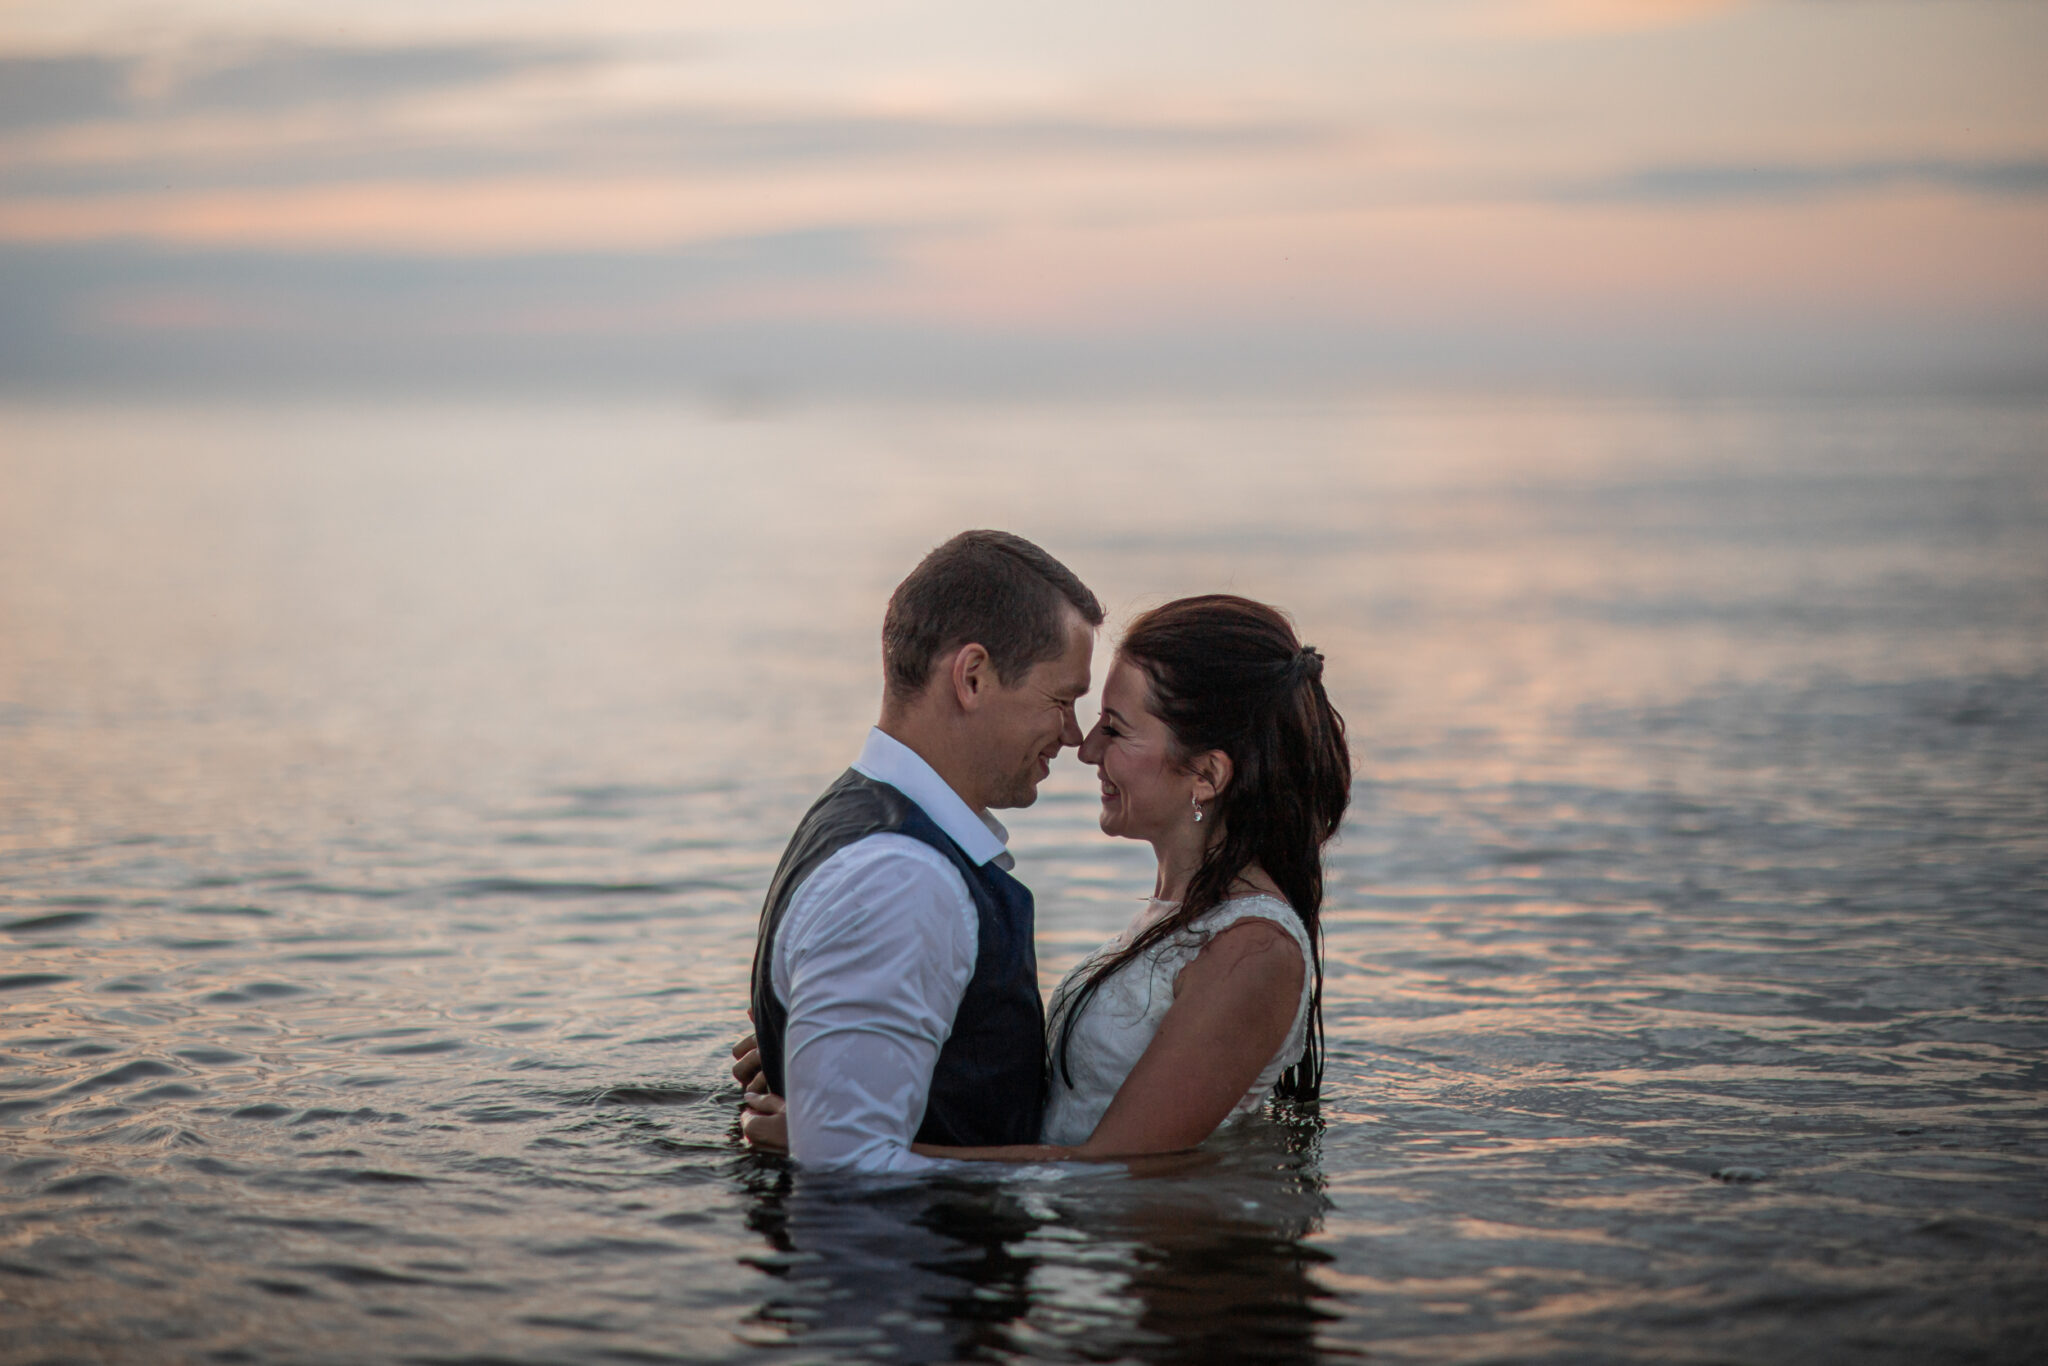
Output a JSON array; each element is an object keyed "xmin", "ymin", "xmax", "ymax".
[
  {"xmin": 743, "ymin": 1081, "xmax": 1087, "ymax": 1161},
  {"xmin": 917, "ymin": 918, "xmax": 1304, "ymax": 1163},
  {"xmin": 741, "ymin": 920, "xmax": 1304, "ymax": 1165}
]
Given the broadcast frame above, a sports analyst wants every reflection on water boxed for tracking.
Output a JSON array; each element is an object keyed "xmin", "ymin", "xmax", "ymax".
[
  {"xmin": 740, "ymin": 1119, "xmax": 1332, "ymax": 1364},
  {"xmin": 2, "ymin": 393, "xmax": 2045, "ymax": 1362}
]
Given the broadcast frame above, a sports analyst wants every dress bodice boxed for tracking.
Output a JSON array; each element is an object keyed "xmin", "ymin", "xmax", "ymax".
[{"xmin": 1040, "ymin": 893, "xmax": 1313, "ymax": 1148}]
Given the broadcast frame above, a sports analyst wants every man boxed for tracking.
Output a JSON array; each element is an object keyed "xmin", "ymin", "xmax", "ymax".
[{"xmin": 737, "ymin": 530, "xmax": 1102, "ymax": 1172}]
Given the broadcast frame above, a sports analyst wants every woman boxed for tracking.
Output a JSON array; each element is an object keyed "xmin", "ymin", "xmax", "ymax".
[{"xmin": 747, "ymin": 594, "xmax": 1350, "ymax": 1160}]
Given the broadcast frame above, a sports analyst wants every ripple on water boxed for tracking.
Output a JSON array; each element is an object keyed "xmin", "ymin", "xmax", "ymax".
[
  {"xmin": 3, "ymin": 912, "xmax": 100, "ymax": 934},
  {"xmin": 2, "ymin": 396, "xmax": 2044, "ymax": 1364},
  {"xmin": 0, "ymin": 974, "xmax": 73, "ymax": 992}
]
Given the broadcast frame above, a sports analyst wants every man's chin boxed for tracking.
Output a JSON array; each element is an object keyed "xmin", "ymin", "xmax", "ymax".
[
  {"xmin": 988, "ymin": 774, "xmax": 1045, "ymax": 810},
  {"xmin": 993, "ymin": 784, "xmax": 1041, "ymax": 810}
]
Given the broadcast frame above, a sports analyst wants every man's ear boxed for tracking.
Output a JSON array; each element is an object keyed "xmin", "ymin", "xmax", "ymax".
[
  {"xmin": 1190, "ymin": 750, "xmax": 1233, "ymax": 805},
  {"xmin": 948, "ymin": 643, "xmax": 995, "ymax": 711}
]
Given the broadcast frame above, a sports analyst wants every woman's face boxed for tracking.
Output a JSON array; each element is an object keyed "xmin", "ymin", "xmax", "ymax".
[{"xmin": 1077, "ymin": 655, "xmax": 1197, "ymax": 843}]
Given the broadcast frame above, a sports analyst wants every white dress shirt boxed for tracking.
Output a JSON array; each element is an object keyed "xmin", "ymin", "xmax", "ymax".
[{"xmin": 770, "ymin": 727, "xmax": 1014, "ymax": 1173}]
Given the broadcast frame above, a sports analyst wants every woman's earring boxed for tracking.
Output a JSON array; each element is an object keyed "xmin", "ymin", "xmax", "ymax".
[{"xmin": 1191, "ymin": 793, "xmax": 1204, "ymax": 824}]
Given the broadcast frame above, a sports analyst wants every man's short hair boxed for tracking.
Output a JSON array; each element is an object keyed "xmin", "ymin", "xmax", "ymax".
[{"xmin": 882, "ymin": 531, "xmax": 1104, "ymax": 699}]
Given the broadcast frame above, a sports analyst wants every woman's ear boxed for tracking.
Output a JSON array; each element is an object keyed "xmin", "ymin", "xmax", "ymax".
[{"xmin": 1191, "ymin": 750, "xmax": 1233, "ymax": 804}]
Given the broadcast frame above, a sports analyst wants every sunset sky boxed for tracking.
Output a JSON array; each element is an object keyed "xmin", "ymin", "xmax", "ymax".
[{"xmin": 2, "ymin": 0, "xmax": 2043, "ymax": 393}]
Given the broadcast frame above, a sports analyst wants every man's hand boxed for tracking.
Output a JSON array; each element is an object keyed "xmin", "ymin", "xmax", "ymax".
[
  {"xmin": 741, "ymin": 1092, "xmax": 789, "ymax": 1152},
  {"xmin": 731, "ymin": 1031, "xmax": 767, "ymax": 1095}
]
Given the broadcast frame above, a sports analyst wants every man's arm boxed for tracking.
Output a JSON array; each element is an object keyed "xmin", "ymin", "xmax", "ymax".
[{"xmin": 772, "ymin": 835, "xmax": 979, "ymax": 1172}]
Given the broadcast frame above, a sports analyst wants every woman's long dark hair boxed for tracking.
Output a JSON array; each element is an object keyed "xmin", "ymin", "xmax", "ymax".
[{"xmin": 1051, "ymin": 594, "xmax": 1351, "ymax": 1101}]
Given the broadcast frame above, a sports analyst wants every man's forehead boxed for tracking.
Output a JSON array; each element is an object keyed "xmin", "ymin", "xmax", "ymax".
[
  {"xmin": 1069, "ymin": 623, "xmax": 1097, "ymax": 675},
  {"xmin": 1044, "ymin": 653, "xmax": 1091, "ymax": 692},
  {"xmin": 1042, "ymin": 630, "xmax": 1094, "ymax": 696}
]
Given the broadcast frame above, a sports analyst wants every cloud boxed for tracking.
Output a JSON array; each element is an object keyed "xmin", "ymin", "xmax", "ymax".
[
  {"xmin": 1472, "ymin": 0, "xmax": 1753, "ymax": 37},
  {"xmin": 3, "ymin": 8, "xmax": 2041, "ymax": 397},
  {"xmin": 0, "ymin": 57, "xmax": 131, "ymax": 130},
  {"xmin": 0, "ymin": 87, "xmax": 1335, "ymax": 202},
  {"xmin": 1574, "ymin": 158, "xmax": 2048, "ymax": 203},
  {"xmin": 142, "ymin": 43, "xmax": 593, "ymax": 113},
  {"xmin": 0, "ymin": 109, "xmax": 1351, "ymax": 254},
  {"xmin": 3, "ymin": 226, "xmax": 884, "ymax": 322},
  {"xmin": 5, "ymin": 183, "xmax": 2043, "ymax": 398},
  {"xmin": 0, "ymin": 229, "xmax": 892, "ymax": 403},
  {"xmin": 0, "ymin": 43, "xmax": 594, "ymax": 130}
]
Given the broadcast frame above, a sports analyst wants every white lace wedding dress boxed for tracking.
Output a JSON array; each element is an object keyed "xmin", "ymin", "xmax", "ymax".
[{"xmin": 1040, "ymin": 893, "xmax": 1314, "ymax": 1147}]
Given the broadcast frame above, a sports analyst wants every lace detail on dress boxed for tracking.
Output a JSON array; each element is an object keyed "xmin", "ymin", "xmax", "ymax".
[{"xmin": 1040, "ymin": 894, "xmax": 1313, "ymax": 1147}]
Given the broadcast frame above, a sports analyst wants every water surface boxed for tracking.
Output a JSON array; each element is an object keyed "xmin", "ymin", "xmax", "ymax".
[{"xmin": 3, "ymin": 394, "xmax": 2045, "ymax": 1362}]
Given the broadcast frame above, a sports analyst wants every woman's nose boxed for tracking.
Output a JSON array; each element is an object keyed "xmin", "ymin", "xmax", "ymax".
[{"xmin": 1076, "ymin": 724, "xmax": 1104, "ymax": 762}]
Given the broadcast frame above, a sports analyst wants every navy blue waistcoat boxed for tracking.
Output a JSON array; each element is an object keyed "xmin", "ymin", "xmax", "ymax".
[{"xmin": 749, "ymin": 769, "xmax": 1046, "ymax": 1148}]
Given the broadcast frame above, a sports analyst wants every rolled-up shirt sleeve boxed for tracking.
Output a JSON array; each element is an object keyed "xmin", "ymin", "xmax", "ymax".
[{"xmin": 771, "ymin": 834, "xmax": 980, "ymax": 1173}]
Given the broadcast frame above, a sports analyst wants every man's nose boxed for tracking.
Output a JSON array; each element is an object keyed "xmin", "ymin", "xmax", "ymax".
[{"xmin": 1061, "ymin": 709, "xmax": 1084, "ymax": 748}]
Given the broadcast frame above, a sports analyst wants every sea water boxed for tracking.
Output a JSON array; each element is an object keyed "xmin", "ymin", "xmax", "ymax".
[{"xmin": 2, "ymin": 393, "xmax": 2044, "ymax": 1363}]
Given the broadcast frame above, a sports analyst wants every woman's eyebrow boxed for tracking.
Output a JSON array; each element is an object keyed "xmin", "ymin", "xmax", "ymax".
[{"xmin": 1101, "ymin": 706, "xmax": 1129, "ymax": 726}]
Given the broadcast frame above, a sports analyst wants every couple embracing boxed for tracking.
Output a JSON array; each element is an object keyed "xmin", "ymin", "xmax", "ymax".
[{"xmin": 734, "ymin": 530, "xmax": 1350, "ymax": 1171}]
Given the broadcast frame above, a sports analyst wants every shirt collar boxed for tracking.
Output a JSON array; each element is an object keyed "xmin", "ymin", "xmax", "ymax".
[{"xmin": 853, "ymin": 727, "xmax": 1013, "ymax": 870}]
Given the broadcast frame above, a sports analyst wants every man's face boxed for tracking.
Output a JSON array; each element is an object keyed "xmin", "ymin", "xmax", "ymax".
[{"xmin": 975, "ymin": 609, "xmax": 1095, "ymax": 810}]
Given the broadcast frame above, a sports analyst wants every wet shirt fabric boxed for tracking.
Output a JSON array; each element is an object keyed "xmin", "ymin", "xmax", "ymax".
[
  {"xmin": 766, "ymin": 728, "xmax": 1021, "ymax": 1173},
  {"xmin": 1041, "ymin": 894, "xmax": 1313, "ymax": 1148}
]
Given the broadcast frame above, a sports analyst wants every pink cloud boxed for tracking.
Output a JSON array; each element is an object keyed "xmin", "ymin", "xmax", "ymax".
[{"xmin": 82, "ymin": 290, "xmax": 282, "ymax": 331}]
